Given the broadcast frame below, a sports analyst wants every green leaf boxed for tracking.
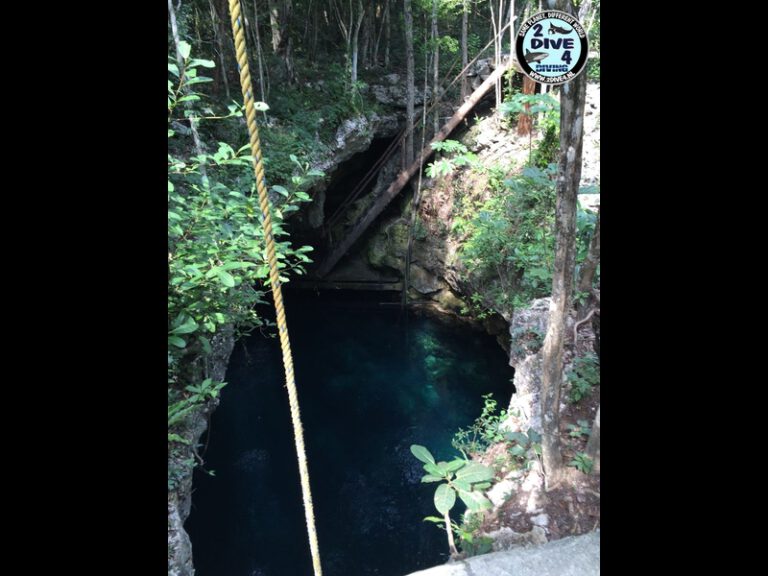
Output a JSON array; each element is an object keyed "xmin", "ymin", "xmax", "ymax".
[
  {"xmin": 445, "ymin": 459, "xmax": 466, "ymax": 473},
  {"xmin": 434, "ymin": 484, "xmax": 456, "ymax": 515},
  {"xmin": 214, "ymin": 313, "xmax": 226, "ymax": 324},
  {"xmin": 189, "ymin": 58, "xmax": 215, "ymax": 68},
  {"xmin": 423, "ymin": 462, "xmax": 442, "ymax": 476},
  {"xmin": 423, "ymin": 516, "xmax": 444, "ymax": 524},
  {"xmin": 421, "ymin": 474, "xmax": 443, "ymax": 483},
  {"xmin": 216, "ymin": 270, "xmax": 236, "ymax": 287},
  {"xmin": 178, "ymin": 41, "xmax": 191, "ymax": 60},
  {"xmin": 168, "ymin": 433, "xmax": 190, "ymax": 445},
  {"xmin": 527, "ymin": 428, "xmax": 542, "ymax": 443},
  {"xmin": 272, "ymin": 185, "xmax": 289, "ymax": 197},
  {"xmin": 168, "ymin": 335, "xmax": 186, "ymax": 348},
  {"xmin": 455, "ymin": 462, "xmax": 494, "ymax": 484},
  {"xmin": 506, "ymin": 431, "xmax": 529, "ymax": 446},
  {"xmin": 168, "ymin": 180, "xmax": 174, "ymax": 193},
  {"xmin": 221, "ymin": 261, "xmax": 256, "ymax": 271},
  {"xmin": 170, "ymin": 318, "xmax": 198, "ymax": 335},
  {"xmin": 457, "ymin": 489, "xmax": 493, "ymax": 512},
  {"xmin": 452, "ymin": 479, "xmax": 472, "ymax": 492},
  {"xmin": 168, "ymin": 63, "xmax": 179, "ymax": 76},
  {"xmin": 410, "ymin": 444, "xmax": 435, "ymax": 465}
]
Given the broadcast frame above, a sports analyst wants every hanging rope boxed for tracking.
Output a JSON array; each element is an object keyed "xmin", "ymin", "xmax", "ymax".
[{"xmin": 224, "ymin": 2, "xmax": 323, "ymax": 575}]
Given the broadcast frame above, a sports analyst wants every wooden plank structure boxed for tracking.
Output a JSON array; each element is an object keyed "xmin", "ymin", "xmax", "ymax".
[{"xmin": 315, "ymin": 60, "xmax": 513, "ymax": 278}]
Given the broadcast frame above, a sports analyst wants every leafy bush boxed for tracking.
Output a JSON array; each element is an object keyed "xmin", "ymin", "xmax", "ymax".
[
  {"xmin": 566, "ymin": 353, "xmax": 600, "ymax": 403},
  {"xmin": 569, "ymin": 452, "xmax": 594, "ymax": 474},
  {"xmin": 411, "ymin": 444, "xmax": 494, "ymax": 556},
  {"xmin": 426, "ymin": 140, "xmax": 479, "ymax": 178},
  {"xmin": 566, "ymin": 419, "xmax": 592, "ymax": 439},
  {"xmin": 452, "ymin": 165, "xmax": 557, "ymax": 312},
  {"xmin": 168, "ymin": 44, "xmax": 321, "ymax": 452},
  {"xmin": 500, "ymin": 93, "xmax": 560, "ymax": 168},
  {"xmin": 452, "ymin": 394, "xmax": 508, "ymax": 457},
  {"xmin": 451, "ymin": 164, "xmax": 598, "ymax": 314}
]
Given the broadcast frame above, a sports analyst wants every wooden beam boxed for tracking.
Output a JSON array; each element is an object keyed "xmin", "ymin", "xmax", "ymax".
[
  {"xmin": 291, "ymin": 280, "xmax": 403, "ymax": 291},
  {"xmin": 316, "ymin": 60, "xmax": 513, "ymax": 277}
]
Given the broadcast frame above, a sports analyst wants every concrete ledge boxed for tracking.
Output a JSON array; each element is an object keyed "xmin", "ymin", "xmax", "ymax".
[{"xmin": 403, "ymin": 531, "xmax": 599, "ymax": 576}]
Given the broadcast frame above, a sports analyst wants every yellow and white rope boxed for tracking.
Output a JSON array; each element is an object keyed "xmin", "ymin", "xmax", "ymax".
[{"xmin": 225, "ymin": 2, "xmax": 323, "ymax": 574}]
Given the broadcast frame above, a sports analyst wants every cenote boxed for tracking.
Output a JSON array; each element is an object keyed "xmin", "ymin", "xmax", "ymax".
[{"xmin": 186, "ymin": 291, "xmax": 514, "ymax": 576}]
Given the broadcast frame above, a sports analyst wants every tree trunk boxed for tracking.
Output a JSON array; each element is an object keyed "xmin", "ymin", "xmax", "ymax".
[
  {"xmin": 585, "ymin": 405, "xmax": 600, "ymax": 474},
  {"xmin": 249, "ymin": 0, "xmax": 268, "ymax": 102},
  {"xmin": 460, "ymin": 0, "xmax": 469, "ymax": 100},
  {"xmin": 359, "ymin": 2, "xmax": 372, "ymax": 69},
  {"xmin": 351, "ymin": 0, "xmax": 364, "ymax": 84},
  {"xmin": 373, "ymin": 0, "xmax": 389, "ymax": 66},
  {"xmin": 577, "ymin": 204, "xmax": 600, "ymax": 295},
  {"xmin": 267, "ymin": 0, "xmax": 295, "ymax": 82},
  {"xmin": 540, "ymin": 0, "xmax": 588, "ymax": 492},
  {"xmin": 404, "ymin": 0, "xmax": 415, "ymax": 165},
  {"xmin": 517, "ymin": 74, "xmax": 535, "ymax": 136},
  {"xmin": 431, "ymin": 0, "xmax": 440, "ymax": 134},
  {"xmin": 384, "ymin": 0, "xmax": 391, "ymax": 67},
  {"xmin": 209, "ymin": 0, "xmax": 231, "ymax": 101},
  {"xmin": 509, "ymin": 0, "xmax": 515, "ymax": 96},
  {"xmin": 489, "ymin": 0, "xmax": 500, "ymax": 108},
  {"xmin": 444, "ymin": 511, "xmax": 459, "ymax": 556},
  {"xmin": 267, "ymin": 0, "xmax": 282, "ymax": 51}
]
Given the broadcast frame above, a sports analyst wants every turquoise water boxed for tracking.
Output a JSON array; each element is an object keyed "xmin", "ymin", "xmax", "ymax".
[{"xmin": 187, "ymin": 293, "xmax": 514, "ymax": 576}]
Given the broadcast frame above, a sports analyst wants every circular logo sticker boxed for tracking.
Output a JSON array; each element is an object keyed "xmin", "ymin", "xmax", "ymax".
[{"xmin": 516, "ymin": 10, "xmax": 589, "ymax": 85}]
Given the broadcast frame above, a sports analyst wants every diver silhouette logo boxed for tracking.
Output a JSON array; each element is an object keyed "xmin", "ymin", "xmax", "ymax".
[
  {"xmin": 525, "ymin": 49, "xmax": 550, "ymax": 64},
  {"xmin": 548, "ymin": 22, "xmax": 571, "ymax": 34}
]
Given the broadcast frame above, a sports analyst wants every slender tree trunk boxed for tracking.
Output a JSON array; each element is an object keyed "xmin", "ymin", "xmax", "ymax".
[
  {"xmin": 267, "ymin": 0, "xmax": 294, "ymax": 82},
  {"xmin": 509, "ymin": 0, "xmax": 515, "ymax": 97},
  {"xmin": 540, "ymin": 0, "xmax": 587, "ymax": 491},
  {"xmin": 489, "ymin": 1, "xmax": 500, "ymax": 107},
  {"xmin": 431, "ymin": 0, "xmax": 440, "ymax": 133},
  {"xmin": 359, "ymin": 3, "xmax": 373, "ymax": 69},
  {"xmin": 404, "ymin": 0, "xmax": 415, "ymax": 165},
  {"xmin": 384, "ymin": 0, "xmax": 391, "ymax": 67},
  {"xmin": 209, "ymin": 0, "xmax": 231, "ymax": 101},
  {"xmin": 247, "ymin": 0, "xmax": 268, "ymax": 103},
  {"xmin": 312, "ymin": 2, "xmax": 319, "ymax": 59},
  {"xmin": 577, "ymin": 204, "xmax": 600, "ymax": 295},
  {"xmin": 460, "ymin": 0, "xmax": 469, "ymax": 100},
  {"xmin": 351, "ymin": 0, "xmax": 364, "ymax": 84},
  {"xmin": 373, "ymin": 0, "xmax": 389, "ymax": 66},
  {"xmin": 444, "ymin": 511, "xmax": 459, "ymax": 556},
  {"xmin": 585, "ymin": 405, "xmax": 600, "ymax": 474},
  {"xmin": 267, "ymin": 0, "xmax": 282, "ymax": 51},
  {"xmin": 517, "ymin": 74, "xmax": 535, "ymax": 136}
]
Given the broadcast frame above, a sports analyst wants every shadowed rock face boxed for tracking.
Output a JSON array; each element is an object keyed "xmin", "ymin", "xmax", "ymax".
[{"xmin": 402, "ymin": 530, "xmax": 600, "ymax": 576}]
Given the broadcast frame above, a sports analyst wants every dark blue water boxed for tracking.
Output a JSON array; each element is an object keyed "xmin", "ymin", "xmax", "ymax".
[{"xmin": 187, "ymin": 293, "xmax": 514, "ymax": 576}]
